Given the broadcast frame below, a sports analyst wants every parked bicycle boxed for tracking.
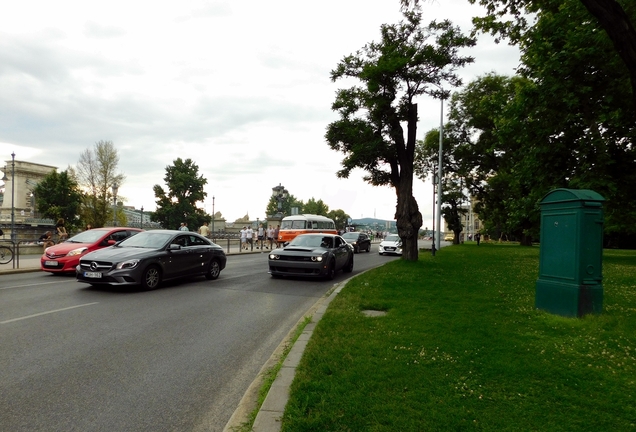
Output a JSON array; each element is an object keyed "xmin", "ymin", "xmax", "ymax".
[{"xmin": 0, "ymin": 244, "xmax": 14, "ymax": 265}]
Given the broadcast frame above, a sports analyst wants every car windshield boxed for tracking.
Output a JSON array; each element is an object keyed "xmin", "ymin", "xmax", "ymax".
[
  {"xmin": 289, "ymin": 235, "xmax": 333, "ymax": 248},
  {"xmin": 117, "ymin": 232, "xmax": 173, "ymax": 249},
  {"xmin": 385, "ymin": 234, "xmax": 400, "ymax": 242},
  {"xmin": 64, "ymin": 230, "xmax": 109, "ymax": 244},
  {"xmin": 341, "ymin": 232, "xmax": 359, "ymax": 240}
]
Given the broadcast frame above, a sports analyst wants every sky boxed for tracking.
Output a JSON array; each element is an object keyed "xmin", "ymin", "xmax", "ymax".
[{"xmin": 0, "ymin": 0, "xmax": 520, "ymax": 228}]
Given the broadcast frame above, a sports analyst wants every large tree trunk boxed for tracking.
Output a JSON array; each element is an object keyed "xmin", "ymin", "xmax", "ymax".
[
  {"xmin": 394, "ymin": 103, "xmax": 423, "ymax": 261},
  {"xmin": 520, "ymin": 233, "xmax": 533, "ymax": 246},
  {"xmin": 580, "ymin": 0, "xmax": 636, "ymax": 110},
  {"xmin": 396, "ymin": 194, "xmax": 422, "ymax": 261}
]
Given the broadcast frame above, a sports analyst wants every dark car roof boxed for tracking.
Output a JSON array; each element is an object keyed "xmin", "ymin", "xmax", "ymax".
[{"xmin": 91, "ymin": 227, "xmax": 141, "ymax": 232}]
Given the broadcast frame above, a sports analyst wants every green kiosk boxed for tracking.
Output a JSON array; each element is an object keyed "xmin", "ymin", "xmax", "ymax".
[{"xmin": 535, "ymin": 188, "xmax": 605, "ymax": 317}]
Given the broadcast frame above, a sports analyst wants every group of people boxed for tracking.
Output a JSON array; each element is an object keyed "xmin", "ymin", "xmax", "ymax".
[
  {"xmin": 38, "ymin": 218, "xmax": 69, "ymax": 250},
  {"xmin": 239, "ymin": 224, "xmax": 279, "ymax": 251},
  {"xmin": 181, "ymin": 221, "xmax": 283, "ymax": 251}
]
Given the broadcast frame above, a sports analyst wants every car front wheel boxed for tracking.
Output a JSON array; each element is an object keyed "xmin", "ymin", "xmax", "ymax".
[
  {"xmin": 205, "ymin": 259, "xmax": 221, "ymax": 280},
  {"xmin": 324, "ymin": 259, "xmax": 336, "ymax": 281},
  {"xmin": 141, "ymin": 265, "xmax": 161, "ymax": 290}
]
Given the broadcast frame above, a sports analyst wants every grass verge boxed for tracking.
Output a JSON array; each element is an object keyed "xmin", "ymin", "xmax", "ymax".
[{"xmin": 282, "ymin": 243, "xmax": 636, "ymax": 431}]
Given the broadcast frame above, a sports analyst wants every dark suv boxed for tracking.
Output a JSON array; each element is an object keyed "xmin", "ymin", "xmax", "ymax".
[{"xmin": 341, "ymin": 231, "xmax": 371, "ymax": 253}]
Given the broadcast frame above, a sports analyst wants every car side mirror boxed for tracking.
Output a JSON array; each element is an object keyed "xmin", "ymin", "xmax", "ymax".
[
  {"xmin": 107, "ymin": 240, "xmax": 117, "ymax": 246},
  {"xmin": 168, "ymin": 244, "xmax": 181, "ymax": 251}
]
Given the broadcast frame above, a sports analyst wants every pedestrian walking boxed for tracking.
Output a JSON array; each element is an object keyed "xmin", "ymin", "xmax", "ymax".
[
  {"xmin": 274, "ymin": 225, "xmax": 280, "ymax": 247},
  {"xmin": 267, "ymin": 225, "xmax": 274, "ymax": 249},
  {"xmin": 475, "ymin": 232, "xmax": 481, "ymax": 246},
  {"xmin": 257, "ymin": 224, "xmax": 264, "ymax": 249},
  {"xmin": 246, "ymin": 225, "xmax": 253, "ymax": 250},
  {"xmin": 240, "ymin": 226, "xmax": 247, "ymax": 250},
  {"xmin": 198, "ymin": 222, "xmax": 210, "ymax": 237}
]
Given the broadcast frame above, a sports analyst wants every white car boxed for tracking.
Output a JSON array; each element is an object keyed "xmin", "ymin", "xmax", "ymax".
[{"xmin": 378, "ymin": 234, "xmax": 402, "ymax": 256}]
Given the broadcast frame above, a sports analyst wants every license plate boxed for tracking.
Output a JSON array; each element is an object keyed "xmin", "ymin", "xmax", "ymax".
[
  {"xmin": 45, "ymin": 260, "xmax": 58, "ymax": 266},
  {"xmin": 83, "ymin": 272, "xmax": 102, "ymax": 278}
]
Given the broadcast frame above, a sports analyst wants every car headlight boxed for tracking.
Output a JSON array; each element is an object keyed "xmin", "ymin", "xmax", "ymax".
[
  {"xmin": 311, "ymin": 256, "xmax": 323, "ymax": 262},
  {"xmin": 269, "ymin": 254, "xmax": 280, "ymax": 260},
  {"xmin": 67, "ymin": 247, "xmax": 88, "ymax": 257},
  {"xmin": 116, "ymin": 259, "xmax": 140, "ymax": 270}
]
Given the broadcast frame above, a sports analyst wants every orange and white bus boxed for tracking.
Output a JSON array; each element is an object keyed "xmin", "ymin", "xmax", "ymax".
[{"xmin": 277, "ymin": 214, "xmax": 338, "ymax": 243}]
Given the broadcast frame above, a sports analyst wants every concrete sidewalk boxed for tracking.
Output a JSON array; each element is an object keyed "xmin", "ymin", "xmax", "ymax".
[{"xmin": 0, "ymin": 254, "xmax": 42, "ymax": 275}]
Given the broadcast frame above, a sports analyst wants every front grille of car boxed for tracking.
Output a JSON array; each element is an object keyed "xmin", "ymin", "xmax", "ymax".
[
  {"xmin": 46, "ymin": 251, "xmax": 67, "ymax": 259},
  {"xmin": 384, "ymin": 247, "xmax": 396, "ymax": 251},
  {"xmin": 270, "ymin": 266, "xmax": 320, "ymax": 275},
  {"xmin": 277, "ymin": 256, "xmax": 313, "ymax": 262},
  {"xmin": 79, "ymin": 260, "xmax": 114, "ymax": 271}
]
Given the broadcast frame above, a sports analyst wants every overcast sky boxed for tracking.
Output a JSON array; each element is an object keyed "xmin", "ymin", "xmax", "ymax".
[{"xmin": 0, "ymin": 0, "xmax": 519, "ymax": 228}]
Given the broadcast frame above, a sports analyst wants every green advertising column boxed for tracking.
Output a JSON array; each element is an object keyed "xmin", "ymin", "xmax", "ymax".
[{"xmin": 535, "ymin": 189, "xmax": 605, "ymax": 317}]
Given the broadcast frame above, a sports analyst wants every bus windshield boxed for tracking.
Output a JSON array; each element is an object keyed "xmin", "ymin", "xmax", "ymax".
[{"xmin": 281, "ymin": 220, "xmax": 307, "ymax": 229}]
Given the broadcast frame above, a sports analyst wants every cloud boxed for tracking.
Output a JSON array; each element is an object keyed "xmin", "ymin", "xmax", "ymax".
[{"xmin": 0, "ymin": 0, "xmax": 519, "ymax": 225}]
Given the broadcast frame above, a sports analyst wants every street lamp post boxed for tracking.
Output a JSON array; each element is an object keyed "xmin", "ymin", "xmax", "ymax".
[
  {"xmin": 112, "ymin": 183, "xmax": 119, "ymax": 227},
  {"xmin": 431, "ymin": 171, "xmax": 436, "ymax": 256},
  {"xmin": 211, "ymin": 196, "xmax": 215, "ymax": 236},
  {"xmin": 140, "ymin": 206, "xmax": 144, "ymax": 229},
  {"xmin": 10, "ymin": 152, "xmax": 15, "ymax": 243},
  {"xmin": 435, "ymin": 92, "xmax": 445, "ymax": 252}
]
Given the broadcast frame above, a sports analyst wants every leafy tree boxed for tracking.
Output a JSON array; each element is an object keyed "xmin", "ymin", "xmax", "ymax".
[
  {"xmin": 303, "ymin": 198, "xmax": 329, "ymax": 216},
  {"xmin": 422, "ymin": 0, "xmax": 636, "ymax": 246},
  {"xmin": 467, "ymin": 0, "xmax": 636, "ymax": 110},
  {"xmin": 440, "ymin": 177, "xmax": 468, "ymax": 244},
  {"xmin": 327, "ymin": 10, "xmax": 475, "ymax": 260},
  {"xmin": 515, "ymin": 0, "xmax": 636, "ymax": 245},
  {"xmin": 152, "ymin": 158, "xmax": 209, "ymax": 229},
  {"xmin": 76, "ymin": 140, "xmax": 125, "ymax": 227},
  {"xmin": 418, "ymin": 121, "xmax": 481, "ymax": 245},
  {"xmin": 327, "ymin": 209, "xmax": 351, "ymax": 231},
  {"xmin": 34, "ymin": 170, "xmax": 83, "ymax": 231}
]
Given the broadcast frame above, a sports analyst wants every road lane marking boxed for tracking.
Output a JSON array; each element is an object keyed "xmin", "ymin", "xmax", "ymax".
[
  {"xmin": 1, "ymin": 302, "xmax": 99, "ymax": 324},
  {"xmin": 0, "ymin": 281, "xmax": 63, "ymax": 290}
]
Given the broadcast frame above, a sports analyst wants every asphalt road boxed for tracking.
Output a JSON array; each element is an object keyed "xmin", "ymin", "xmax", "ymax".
[{"xmin": 0, "ymin": 246, "xmax": 399, "ymax": 431}]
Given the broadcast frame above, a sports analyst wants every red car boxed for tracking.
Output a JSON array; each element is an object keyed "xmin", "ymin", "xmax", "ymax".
[{"xmin": 41, "ymin": 227, "xmax": 142, "ymax": 274}]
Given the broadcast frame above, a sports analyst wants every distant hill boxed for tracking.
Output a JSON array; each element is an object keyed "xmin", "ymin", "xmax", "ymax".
[{"xmin": 350, "ymin": 218, "xmax": 396, "ymax": 230}]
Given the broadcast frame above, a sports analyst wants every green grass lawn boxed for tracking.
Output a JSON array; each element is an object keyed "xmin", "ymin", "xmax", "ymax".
[{"xmin": 282, "ymin": 243, "xmax": 636, "ymax": 431}]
